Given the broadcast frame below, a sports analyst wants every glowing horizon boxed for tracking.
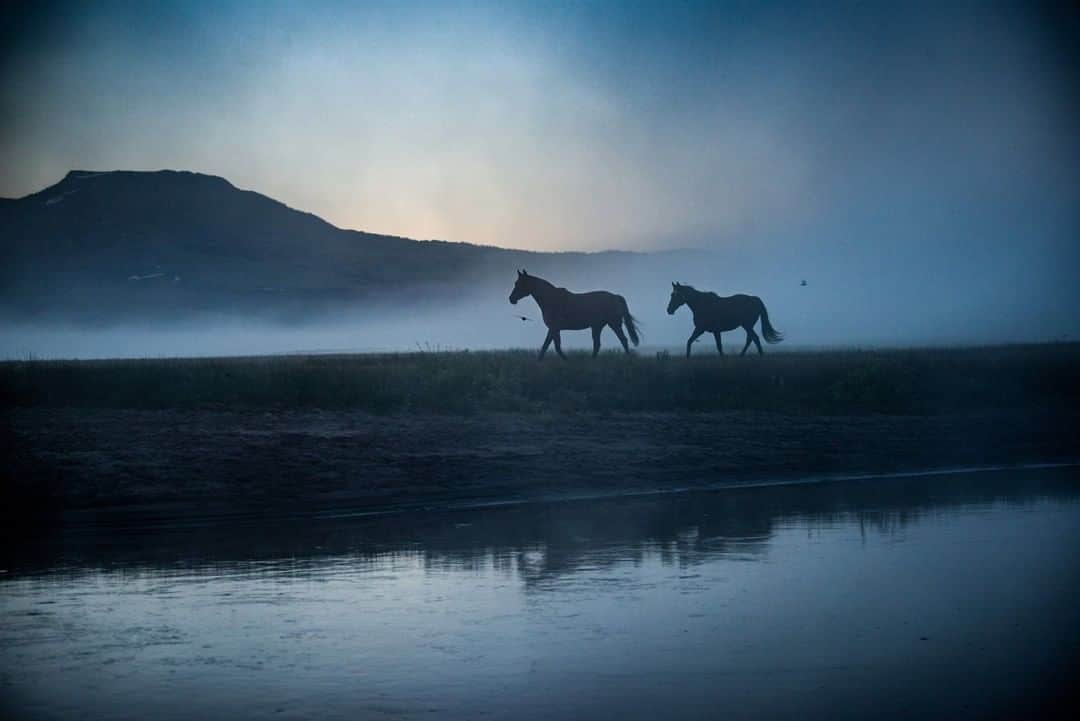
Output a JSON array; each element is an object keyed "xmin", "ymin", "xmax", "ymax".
[{"xmin": 2, "ymin": 1, "xmax": 1077, "ymax": 263}]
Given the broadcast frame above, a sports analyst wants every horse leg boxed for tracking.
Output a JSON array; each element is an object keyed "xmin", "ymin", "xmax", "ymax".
[
  {"xmin": 740, "ymin": 328, "xmax": 753, "ymax": 356},
  {"xmin": 610, "ymin": 323, "xmax": 631, "ymax": 354},
  {"xmin": 591, "ymin": 325, "xmax": 603, "ymax": 358},
  {"xmin": 539, "ymin": 330, "xmax": 554, "ymax": 360},
  {"xmin": 686, "ymin": 327, "xmax": 705, "ymax": 358},
  {"xmin": 749, "ymin": 327, "xmax": 764, "ymax": 355},
  {"xmin": 713, "ymin": 332, "xmax": 723, "ymax": 355},
  {"xmin": 552, "ymin": 330, "xmax": 567, "ymax": 360}
]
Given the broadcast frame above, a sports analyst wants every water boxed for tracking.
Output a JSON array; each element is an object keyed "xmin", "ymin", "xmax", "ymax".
[{"xmin": 2, "ymin": 468, "xmax": 1078, "ymax": 720}]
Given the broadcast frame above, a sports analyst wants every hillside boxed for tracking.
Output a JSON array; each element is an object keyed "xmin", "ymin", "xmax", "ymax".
[{"xmin": 1, "ymin": 170, "xmax": 704, "ymax": 321}]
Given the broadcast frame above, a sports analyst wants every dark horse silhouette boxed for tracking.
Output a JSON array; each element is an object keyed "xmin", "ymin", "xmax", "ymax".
[
  {"xmin": 667, "ymin": 282, "xmax": 783, "ymax": 357},
  {"xmin": 509, "ymin": 269, "xmax": 640, "ymax": 359}
]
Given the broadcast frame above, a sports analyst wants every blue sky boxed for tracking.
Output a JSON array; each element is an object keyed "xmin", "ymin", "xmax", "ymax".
[{"xmin": 1, "ymin": 0, "xmax": 1077, "ymax": 285}]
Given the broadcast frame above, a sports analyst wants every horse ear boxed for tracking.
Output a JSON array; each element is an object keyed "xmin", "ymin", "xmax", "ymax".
[
  {"xmin": 517, "ymin": 269, "xmax": 523, "ymax": 277},
  {"xmin": 522, "ymin": 268, "xmax": 528, "ymax": 276},
  {"xmin": 672, "ymin": 281, "xmax": 676, "ymax": 288}
]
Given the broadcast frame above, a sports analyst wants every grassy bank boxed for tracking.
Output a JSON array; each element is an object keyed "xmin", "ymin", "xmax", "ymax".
[{"xmin": 2, "ymin": 344, "xmax": 1078, "ymax": 415}]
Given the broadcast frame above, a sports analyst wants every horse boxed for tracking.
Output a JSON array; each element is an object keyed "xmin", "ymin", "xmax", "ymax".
[
  {"xmin": 509, "ymin": 269, "xmax": 641, "ymax": 359},
  {"xmin": 666, "ymin": 282, "xmax": 783, "ymax": 357}
]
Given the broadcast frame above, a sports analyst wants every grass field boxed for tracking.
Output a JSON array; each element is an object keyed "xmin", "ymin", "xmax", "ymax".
[{"xmin": 2, "ymin": 344, "xmax": 1077, "ymax": 415}]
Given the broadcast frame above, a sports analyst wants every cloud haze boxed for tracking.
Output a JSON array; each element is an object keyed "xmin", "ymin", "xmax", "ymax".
[{"xmin": 2, "ymin": 1, "xmax": 1078, "ymax": 354}]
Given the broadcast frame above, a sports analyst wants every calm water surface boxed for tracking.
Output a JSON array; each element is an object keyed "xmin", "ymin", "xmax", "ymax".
[{"xmin": 2, "ymin": 468, "xmax": 1079, "ymax": 720}]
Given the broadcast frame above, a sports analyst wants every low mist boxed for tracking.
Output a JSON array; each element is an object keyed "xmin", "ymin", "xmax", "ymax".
[{"xmin": 4, "ymin": 248, "xmax": 1076, "ymax": 360}]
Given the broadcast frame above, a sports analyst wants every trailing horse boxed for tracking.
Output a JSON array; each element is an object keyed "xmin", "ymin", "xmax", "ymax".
[
  {"xmin": 509, "ymin": 269, "xmax": 640, "ymax": 359},
  {"xmin": 667, "ymin": 282, "xmax": 783, "ymax": 357}
]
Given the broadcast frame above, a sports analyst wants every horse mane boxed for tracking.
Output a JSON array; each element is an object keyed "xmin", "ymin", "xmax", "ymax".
[
  {"xmin": 526, "ymin": 273, "xmax": 556, "ymax": 290},
  {"xmin": 528, "ymin": 274, "xmax": 572, "ymax": 298},
  {"xmin": 680, "ymin": 284, "xmax": 720, "ymax": 302}
]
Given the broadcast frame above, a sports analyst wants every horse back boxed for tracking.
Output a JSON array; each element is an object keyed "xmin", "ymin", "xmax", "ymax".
[
  {"xmin": 544, "ymin": 288, "xmax": 624, "ymax": 329},
  {"xmin": 574, "ymin": 289, "xmax": 622, "ymax": 302},
  {"xmin": 695, "ymin": 293, "xmax": 760, "ymax": 330}
]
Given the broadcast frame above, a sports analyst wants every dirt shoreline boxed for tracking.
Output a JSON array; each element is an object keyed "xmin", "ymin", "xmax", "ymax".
[{"xmin": 5, "ymin": 407, "xmax": 1077, "ymax": 523}]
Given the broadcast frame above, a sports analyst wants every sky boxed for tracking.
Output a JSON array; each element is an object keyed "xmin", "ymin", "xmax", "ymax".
[
  {"xmin": 1, "ymin": 1, "xmax": 1076, "ymax": 249},
  {"xmin": 1, "ymin": 1, "xmax": 1078, "ymax": 351}
]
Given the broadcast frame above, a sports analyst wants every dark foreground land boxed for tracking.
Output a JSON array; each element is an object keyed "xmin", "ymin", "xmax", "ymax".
[{"xmin": 2, "ymin": 344, "xmax": 1078, "ymax": 520}]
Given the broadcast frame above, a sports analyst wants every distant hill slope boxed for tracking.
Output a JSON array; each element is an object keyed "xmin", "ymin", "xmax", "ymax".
[{"xmin": 2, "ymin": 170, "xmax": 702, "ymax": 321}]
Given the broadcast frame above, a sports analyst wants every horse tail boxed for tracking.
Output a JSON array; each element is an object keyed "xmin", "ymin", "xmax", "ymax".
[
  {"xmin": 620, "ymin": 297, "xmax": 641, "ymax": 346},
  {"xmin": 757, "ymin": 297, "xmax": 784, "ymax": 344}
]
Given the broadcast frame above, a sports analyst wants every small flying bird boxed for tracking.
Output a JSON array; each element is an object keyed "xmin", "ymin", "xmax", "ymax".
[
  {"xmin": 800, "ymin": 279, "xmax": 807, "ymax": 287},
  {"xmin": 514, "ymin": 314, "xmax": 533, "ymax": 322}
]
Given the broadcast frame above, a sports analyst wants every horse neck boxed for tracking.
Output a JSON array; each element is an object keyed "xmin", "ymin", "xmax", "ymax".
[
  {"xmin": 683, "ymin": 288, "xmax": 707, "ymax": 313},
  {"xmin": 528, "ymin": 277, "xmax": 559, "ymax": 308}
]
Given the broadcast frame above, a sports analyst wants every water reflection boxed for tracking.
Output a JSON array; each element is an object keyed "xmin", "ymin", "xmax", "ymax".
[
  {"xmin": 4, "ymin": 466, "xmax": 1076, "ymax": 583},
  {"xmin": 2, "ymin": 467, "xmax": 1079, "ymax": 721}
]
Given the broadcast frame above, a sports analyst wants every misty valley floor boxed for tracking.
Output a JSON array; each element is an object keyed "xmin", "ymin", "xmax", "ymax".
[{"xmin": 5, "ymin": 406, "xmax": 1077, "ymax": 520}]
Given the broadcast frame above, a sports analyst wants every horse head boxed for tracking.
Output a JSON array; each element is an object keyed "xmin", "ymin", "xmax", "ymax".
[
  {"xmin": 667, "ymin": 282, "xmax": 688, "ymax": 315},
  {"xmin": 509, "ymin": 269, "xmax": 531, "ymax": 305}
]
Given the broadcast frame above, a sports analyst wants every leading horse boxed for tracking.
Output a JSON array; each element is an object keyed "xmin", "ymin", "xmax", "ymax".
[
  {"xmin": 667, "ymin": 282, "xmax": 783, "ymax": 357},
  {"xmin": 509, "ymin": 270, "xmax": 640, "ymax": 359}
]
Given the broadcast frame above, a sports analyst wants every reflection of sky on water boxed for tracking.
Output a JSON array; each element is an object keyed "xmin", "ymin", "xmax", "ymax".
[
  {"xmin": 2, "ymin": 469, "xmax": 1078, "ymax": 720},
  {"xmin": 6, "ymin": 467, "xmax": 1075, "ymax": 581}
]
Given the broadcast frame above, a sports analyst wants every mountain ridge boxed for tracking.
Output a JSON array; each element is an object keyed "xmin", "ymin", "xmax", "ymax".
[
  {"xmin": 7, "ymin": 169, "xmax": 668, "ymax": 255},
  {"xmin": 0, "ymin": 169, "xmax": 713, "ymax": 322}
]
